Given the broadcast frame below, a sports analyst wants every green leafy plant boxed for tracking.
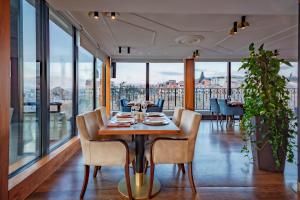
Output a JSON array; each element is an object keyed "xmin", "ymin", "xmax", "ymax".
[{"xmin": 239, "ymin": 43, "xmax": 297, "ymax": 169}]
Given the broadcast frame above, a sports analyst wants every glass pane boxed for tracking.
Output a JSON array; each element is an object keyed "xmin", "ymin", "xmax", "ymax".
[
  {"xmin": 149, "ymin": 63, "xmax": 184, "ymax": 110},
  {"xmin": 9, "ymin": 0, "xmax": 40, "ymax": 174},
  {"xmin": 194, "ymin": 62, "xmax": 228, "ymax": 110},
  {"xmin": 111, "ymin": 63, "xmax": 146, "ymax": 111},
  {"xmin": 49, "ymin": 13, "xmax": 73, "ymax": 148},
  {"xmin": 96, "ymin": 58, "xmax": 103, "ymax": 108},
  {"xmin": 280, "ymin": 62, "xmax": 298, "ymax": 111},
  {"xmin": 78, "ymin": 46, "xmax": 94, "ymax": 114},
  {"xmin": 231, "ymin": 62, "xmax": 245, "ymax": 102}
]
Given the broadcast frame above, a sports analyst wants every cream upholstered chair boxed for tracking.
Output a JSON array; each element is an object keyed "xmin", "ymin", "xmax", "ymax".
[
  {"xmin": 172, "ymin": 107, "xmax": 184, "ymax": 126},
  {"xmin": 76, "ymin": 111, "xmax": 134, "ymax": 200},
  {"xmin": 145, "ymin": 110, "xmax": 201, "ymax": 198}
]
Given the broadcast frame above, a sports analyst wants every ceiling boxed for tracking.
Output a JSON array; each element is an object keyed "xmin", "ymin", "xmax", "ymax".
[{"xmin": 47, "ymin": 0, "xmax": 298, "ymax": 61}]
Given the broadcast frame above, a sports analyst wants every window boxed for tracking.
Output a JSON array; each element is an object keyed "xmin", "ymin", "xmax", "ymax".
[
  {"xmin": 195, "ymin": 62, "xmax": 228, "ymax": 110},
  {"xmin": 231, "ymin": 62, "xmax": 245, "ymax": 102},
  {"xmin": 9, "ymin": 0, "xmax": 41, "ymax": 175},
  {"xmin": 149, "ymin": 63, "xmax": 184, "ymax": 110},
  {"xmin": 78, "ymin": 46, "xmax": 94, "ymax": 114},
  {"xmin": 96, "ymin": 58, "xmax": 103, "ymax": 108},
  {"xmin": 49, "ymin": 11, "xmax": 74, "ymax": 148},
  {"xmin": 111, "ymin": 63, "xmax": 146, "ymax": 111}
]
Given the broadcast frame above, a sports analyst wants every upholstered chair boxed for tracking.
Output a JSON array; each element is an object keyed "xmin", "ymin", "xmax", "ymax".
[
  {"xmin": 120, "ymin": 98, "xmax": 131, "ymax": 112},
  {"xmin": 210, "ymin": 98, "xmax": 220, "ymax": 122},
  {"xmin": 218, "ymin": 99, "xmax": 243, "ymax": 125},
  {"xmin": 145, "ymin": 110, "xmax": 201, "ymax": 198},
  {"xmin": 172, "ymin": 107, "xmax": 184, "ymax": 126},
  {"xmin": 76, "ymin": 111, "xmax": 134, "ymax": 200}
]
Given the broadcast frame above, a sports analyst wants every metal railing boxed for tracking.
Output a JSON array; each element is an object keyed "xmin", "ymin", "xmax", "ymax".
[{"xmin": 111, "ymin": 86, "xmax": 298, "ymax": 112}]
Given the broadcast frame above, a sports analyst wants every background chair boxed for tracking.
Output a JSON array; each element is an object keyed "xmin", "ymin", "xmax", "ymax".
[
  {"xmin": 210, "ymin": 98, "xmax": 220, "ymax": 122},
  {"xmin": 147, "ymin": 98, "xmax": 165, "ymax": 112},
  {"xmin": 146, "ymin": 110, "xmax": 201, "ymax": 198},
  {"xmin": 120, "ymin": 99, "xmax": 131, "ymax": 112},
  {"xmin": 172, "ymin": 107, "xmax": 184, "ymax": 126},
  {"xmin": 218, "ymin": 99, "xmax": 243, "ymax": 125},
  {"xmin": 76, "ymin": 111, "xmax": 134, "ymax": 200}
]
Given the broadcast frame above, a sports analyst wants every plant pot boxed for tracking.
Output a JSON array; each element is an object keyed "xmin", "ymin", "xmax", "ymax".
[{"xmin": 250, "ymin": 116, "xmax": 287, "ymax": 173}]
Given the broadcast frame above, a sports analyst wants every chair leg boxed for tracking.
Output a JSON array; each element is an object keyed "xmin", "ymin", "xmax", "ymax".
[
  {"xmin": 148, "ymin": 163, "xmax": 155, "ymax": 199},
  {"xmin": 177, "ymin": 163, "xmax": 185, "ymax": 174},
  {"xmin": 144, "ymin": 160, "xmax": 148, "ymax": 174},
  {"xmin": 188, "ymin": 162, "xmax": 197, "ymax": 194},
  {"xmin": 93, "ymin": 166, "xmax": 100, "ymax": 178},
  {"xmin": 125, "ymin": 163, "xmax": 133, "ymax": 200},
  {"xmin": 132, "ymin": 160, "xmax": 136, "ymax": 174},
  {"xmin": 217, "ymin": 113, "xmax": 219, "ymax": 123},
  {"xmin": 80, "ymin": 165, "xmax": 90, "ymax": 199}
]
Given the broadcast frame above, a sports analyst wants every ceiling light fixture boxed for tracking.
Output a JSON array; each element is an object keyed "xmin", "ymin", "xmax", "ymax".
[
  {"xmin": 111, "ymin": 12, "xmax": 116, "ymax": 20},
  {"xmin": 88, "ymin": 11, "xmax": 100, "ymax": 20},
  {"xmin": 229, "ymin": 21, "xmax": 238, "ymax": 35},
  {"xmin": 274, "ymin": 49, "xmax": 279, "ymax": 57},
  {"xmin": 127, "ymin": 47, "xmax": 130, "ymax": 54},
  {"xmin": 238, "ymin": 16, "xmax": 250, "ymax": 29},
  {"xmin": 192, "ymin": 50, "xmax": 200, "ymax": 59},
  {"xmin": 119, "ymin": 46, "xmax": 122, "ymax": 54}
]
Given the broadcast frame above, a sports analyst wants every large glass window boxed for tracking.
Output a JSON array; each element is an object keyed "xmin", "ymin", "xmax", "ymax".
[
  {"xmin": 96, "ymin": 58, "xmax": 103, "ymax": 108},
  {"xmin": 111, "ymin": 63, "xmax": 146, "ymax": 111},
  {"xmin": 9, "ymin": 0, "xmax": 40, "ymax": 174},
  {"xmin": 231, "ymin": 62, "xmax": 245, "ymax": 102},
  {"xmin": 149, "ymin": 63, "xmax": 184, "ymax": 110},
  {"xmin": 195, "ymin": 62, "xmax": 228, "ymax": 110},
  {"xmin": 49, "ymin": 11, "xmax": 73, "ymax": 148},
  {"xmin": 78, "ymin": 46, "xmax": 94, "ymax": 114}
]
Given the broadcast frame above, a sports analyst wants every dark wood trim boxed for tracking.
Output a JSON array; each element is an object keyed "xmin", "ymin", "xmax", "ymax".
[
  {"xmin": 146, "ymin": 62, "xmax": 150, "ymax": 100},
  {"xmin": 227, "ymin": 62, "xmax": 232, "ymax": 98},
  {"xmin": 93, "ymin": 56, "xmax": 97, "ymax": 109},
  {"xmin": 72, "ymin": 27, "xmax": 79, "ymax": 136},
  {"xmin": 105, "ymin": 57, "xmax": 111, "ymax": 117},
  {"xmin": 8, "ymin": 137, "xmax": 80, "ymax": 200},
  {"xmin": 0, "ymin": 0, "xmax": 10, "ymax": 199},
  {"xmin": 101, "ymin": 60, "xmax": 106, "ymax": 106},
  {"xmin": 184, "ymin": 59, "xmax": 195, "ymax": 110}
]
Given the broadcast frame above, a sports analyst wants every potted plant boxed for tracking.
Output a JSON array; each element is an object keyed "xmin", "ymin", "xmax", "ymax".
[{"xmin": 240, "ymin": 43, "xmax": 297, "ymax": 172}]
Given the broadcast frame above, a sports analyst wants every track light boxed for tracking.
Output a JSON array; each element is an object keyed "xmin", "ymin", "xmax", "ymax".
[
  {"xmin": 229, "ymin": 21, "xmax": 238, "ymax": 35},
  {"xmin": 127, "ymin": 47, "xmax": 130, "ymax": 54},
  {"xmin": 192, "ymin": 50, "xmax": 200, "ymax": 59},
  {"xmin": 119, "ymin": 46, "xmax": 122, "ymax": 54},
  {"xmin": 111, "ymin": 12, "xmax": 116, "ymax": 20},
  {"xmin": 274, "ymin": 49, "xmax": 279, "ymax": 57},
  {"xmin": 238, "ymin": 16, "xmax": 250, "ymax": 29},
  {"xmin": 88, "ymin": 11, "xmax": 100, "ymax": 20}
]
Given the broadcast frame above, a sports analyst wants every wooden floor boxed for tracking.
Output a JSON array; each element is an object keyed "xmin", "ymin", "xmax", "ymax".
[{"xmin": 27, "ymin": 120, "xmax": 299, "ymax": 200}]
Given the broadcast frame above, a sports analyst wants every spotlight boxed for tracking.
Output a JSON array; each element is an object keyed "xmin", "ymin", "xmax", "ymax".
[
  {"xmin": 111, "ymin": 12, "xmax": 116, "ymax": 20},
  {"xmin": 230, "ymin": 21, "xmax": 238, "ymax": 35},
  {"xmin": 127, "ymin": 47, "xmax": 130, "ymax": 54},
  {"xmin": 119, "ymin": 46, "xmax": 122, "ymax": 54},
  {"xmin": 274, "ymin": 49, "xmax": 279, "ymax": 57},
  {"xmin": 238, "ymin": 16, "xmax": 250, "ymax": 29},
  {"xmin": 88, "ymin": 11, "xmax": 100, "ymax": 20},
  {"xmin": 193, "ymin": 50, "xmax": 200, "ymax": 58}
]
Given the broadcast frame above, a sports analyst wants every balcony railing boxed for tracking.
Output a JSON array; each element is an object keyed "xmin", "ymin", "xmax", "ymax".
[{"xmin": 111, "ymin": 86, "xmax": 298, "ymax": 112}]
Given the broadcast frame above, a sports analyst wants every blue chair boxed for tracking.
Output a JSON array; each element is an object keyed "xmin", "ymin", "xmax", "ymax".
[
  {"xmin": 210, "ymin": 98, "xmax": 220, "ymax": 122},
  {"xmin": 147, "ymin": 98, "xmax": 165, "ymax": 112},
  {"xmin": 120, "ymin": 99, "xmax": 131, "ymax": 112},
  {"xmin": 218, "ymin": 99, "xmax": 243, "ymax": 125}
]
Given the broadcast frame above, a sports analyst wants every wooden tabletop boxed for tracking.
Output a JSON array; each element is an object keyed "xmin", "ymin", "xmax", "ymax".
[{"xmin": 98, "ymin": 117, "xmax": 181, "ymax": 136}]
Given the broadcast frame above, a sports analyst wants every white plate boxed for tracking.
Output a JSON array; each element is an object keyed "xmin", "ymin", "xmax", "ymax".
[
  {"xmin": 117, "ymin": 112, "xmax": 132, "ymax": 117},
  {"xmin": 143, "ymin": 119, "xmax": 169, "ymax": 126},
  {"xmin": 115, "ymin": 118, "xmax": 134, "ymax": 123},
  {"xmin": 146, "ymin": 112, "xmax": 164, "ymax": 117}
]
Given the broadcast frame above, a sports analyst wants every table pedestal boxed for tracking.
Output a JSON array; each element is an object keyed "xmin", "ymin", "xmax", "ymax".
[{"xmin": 118, "ymin": 175, "xmax": 160, "ymax": 199}]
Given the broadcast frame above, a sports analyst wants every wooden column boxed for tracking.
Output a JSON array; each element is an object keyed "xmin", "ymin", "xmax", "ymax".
[
  {"xmin": 105, "ymin": 57, "xmax": 111, "ymax": 117},
  {"xmin": 0, "ymin": 0, "xmax": 10, "ymax": 199},
  {"xmin": 184, "ymin": 59, "xmax": 195, "ymax": 110}
]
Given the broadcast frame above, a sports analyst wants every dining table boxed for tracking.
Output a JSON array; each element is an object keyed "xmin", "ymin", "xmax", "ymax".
[{"xmin": 98, "ymin": 112, "xmax": 181, "ymax": 199}]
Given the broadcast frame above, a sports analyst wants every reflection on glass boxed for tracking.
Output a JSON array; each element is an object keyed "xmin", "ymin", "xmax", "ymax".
[
  {"xmin": 78, "ymin": 47, "xmax": 94, "ymax": 114},
  {"xmin": 49, "ymin": 14, "xmax": 73, "ymax": 148},
  {"xmin": 111, "ymin": 63, "xmax": 146, "ymax": 111},
  {"xmin": 96, "ymin": 58, "xmax": 103, "ymax": 108},
  {"xmin": 149, "ymin": 63, "xmax": 184, "ymax": 110},
  {"xmin": 194, "ymin": 62, "xmax": 228, "ymax": 110},
  {"xmin": 9, "ymin": 0, "xmax": 40, "ymax": 174}
]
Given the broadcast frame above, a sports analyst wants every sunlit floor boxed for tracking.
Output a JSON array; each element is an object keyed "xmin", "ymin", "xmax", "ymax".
[{"xmin": 27, "ymin": 120, "xmax": 299, "ymax": 200}]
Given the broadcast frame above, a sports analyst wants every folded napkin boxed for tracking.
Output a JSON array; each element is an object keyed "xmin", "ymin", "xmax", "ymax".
[{"xmin": 107, "ymin": 122, "xmax": 131, "ymax": 128}]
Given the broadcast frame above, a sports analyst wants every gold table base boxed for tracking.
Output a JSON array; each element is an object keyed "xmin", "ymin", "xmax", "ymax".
[{"xmin": 118, "ymin": 175, "xmax": 160, "ymax": 199}]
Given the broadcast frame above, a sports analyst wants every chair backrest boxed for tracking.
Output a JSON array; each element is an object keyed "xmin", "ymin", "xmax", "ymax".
[
  {"xmin": 179, "ymin": 110, "xmax": 201, "ymax": 161},
  {"xmin": 95, "ymin": 107, "xmax": 108, "ymax": 128},
  {"xmin": 76, "ymin": 111, "xmax": 100, "ymax": 141},
  {"xmin": 172, "ymin": 107, "xmax": 184, "ymax": 126},
  {"xmin": 210, "ymin": 98, "xmax": 220, "ymax": 113},
  {"xmin": 154, "ymin": 99, "xmax": 160, "ymax": 106},
  {"xmin": 120, "ymin": 99, "xmax": 128, "ymax": 107},
  {"xmin": 218, "ymin": 99, "xmax": 228, "ymax": 115},
  {"xmin": 158, "ymin": 99, "xmax": 165, "ymax": 111}
]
